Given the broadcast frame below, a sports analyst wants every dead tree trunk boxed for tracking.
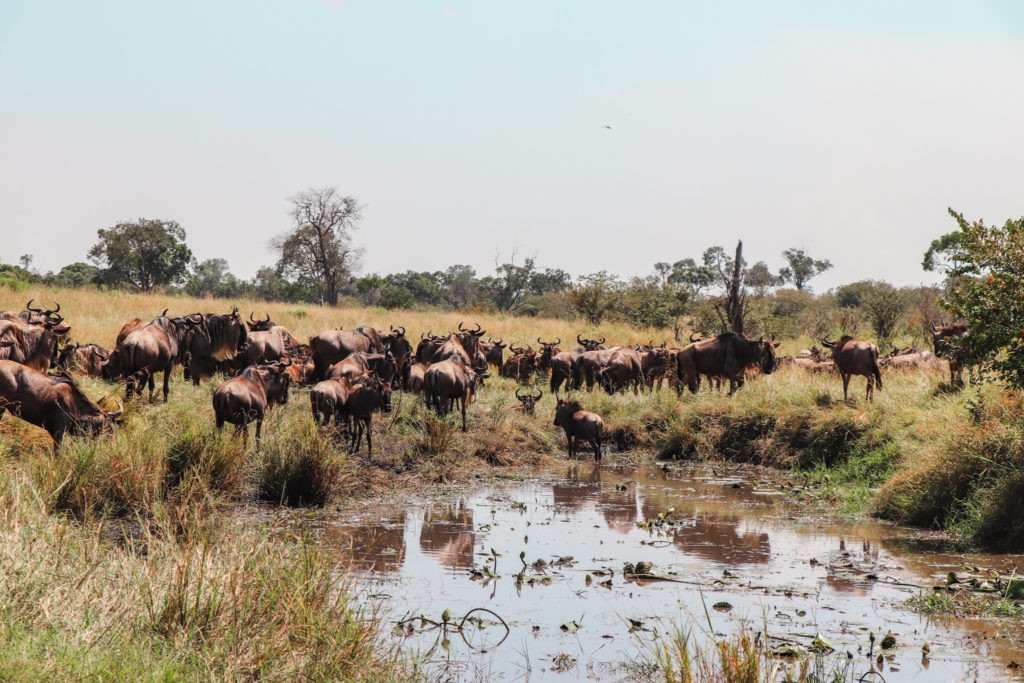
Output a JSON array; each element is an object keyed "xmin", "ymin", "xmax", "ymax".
[{"xmin": 726, "ymin": 240, "xmax": 746, "ymax": 334}]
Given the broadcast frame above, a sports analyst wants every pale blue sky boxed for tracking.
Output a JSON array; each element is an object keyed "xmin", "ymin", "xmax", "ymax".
[{"xmin": 2, "ymin": 1, "xmax": 1023, "ymax": 289}]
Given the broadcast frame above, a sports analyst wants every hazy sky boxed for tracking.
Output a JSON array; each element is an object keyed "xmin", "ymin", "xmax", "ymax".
[{"xmin": 2, "ymin": 1, "xmax": 1023, "ymax": 290}]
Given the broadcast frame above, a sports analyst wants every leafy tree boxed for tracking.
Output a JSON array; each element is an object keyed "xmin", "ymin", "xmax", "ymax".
[
  {"xmin": 528, "ymin": 267, "xmax": 572, "ymax": 296},
  {"xmin": 51, "ymin": 262, "xmax": 100, "ymax": 288},
  {"xmin": 483, "ymin": 256, "xmax": 537, "ymax": 312},
  {"xmin": 379, "ymin": 284, "xmax": 414, "ymax": 309},
  {"xmin": 745, "ymin": 260, "xmax": 780, "ymax": 295},
  {"xmin": 441, "ymin": 265, "xmax": 478, "ymax": 309},
  {"xmin": 569, "ymin": 271, "xmax": 621, "ymax": 324},
  {"xmin": 88, "ymin": 218, "xmax": 193, "ymax": 291},
  {"xmin": 272, "ymin": 187, "xmax": 363, "ymax": 306},
  {"xmin": 778, "ymin": 248, "xmax": 833, "ymax": 291},
  {"xmin": 861, "ymin": 282, "xmax": 908, "ymax": 345},
  {"xmin": 386, "ymin": 271, "xmax": 443, "ymax": 306},
  {"xmin": 186, "ymin": 258, "xmax": 230, "ymax": 298},
  {"xmin": 354, "ymin": 274, "xmax": 386, "ymax": 306},
  {"xmin": 923, "ymin": 208, "xmax": 1024, "ymax": 386},
  {"xmin": 667, "ymin": 258, "xmax": 715, "ymax": 295}
]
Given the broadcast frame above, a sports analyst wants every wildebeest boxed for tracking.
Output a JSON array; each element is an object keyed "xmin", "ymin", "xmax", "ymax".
[
  {"xmin": 382, "ymin": 326, "xmax": 413, "ymax": 386},
  {"xmin": 821, "ymin": 336, "xmax": 883, "ymax": 401},
  {"xmin": 2, "ymin": 300, "xmax": 71, "ymax": 343},
  {"xmin": 310, "ymin": 326, "xmax": 386, "ymax": 379},
  {"xmin": 0, "ymin": 359, "xmax": 122, "ymax": 447},
  {"xmin": 878, "ymin": 349, "xmax": 942, "ymax": 371},
  {"xmin": 549, "ymin": 335, "xmax": 605, "ymax": 395},
  {"xmin": 426, "ymin": 323, "xmax": 487, "ymax": 370},
  {"xmin": 186, "ymin": 308, "xmax": 249, "ymax": 385},
  {"xmin": 514, "ymin": 387, "xmax": 543, "ymax": 416},
  {"xmin": 406, "ymin": 362, "xmax": 430, "ymax": 395},
  {"xmin": 310, "ymin": 377, "xmax": 352, "ymax": 429},
  {"xmin": 0, "ymin": 316, "xmax": 64, "ymax": 372},
  {"xmin": 500, "ymin": 346, "xmax": 539, "ymax": 384},
  {"xmin": 638, "ymin": 344, "xmax": 673, "ymax": 390},
  {"xmin": 931, "ymin": 323, "xmax": 969, "ymax": 387},
  {"xmin": 480, "ymin": 338, "xmax": 507, "ymax": 370},
  {"xmin": 326, "ymin": 351, "xmax": 399, "ymax": 384},
  {"xmin": 536, "ymin": 338, "xmax": 561, "ymax": 376},
  {"xmin": 595, "ymin": 347, "xmax": 644, "ymax": 395},
  {"xmin": 676, "ymin": 333, "xmax": 778, "ymax": 395},
  {"xmin": 117, "ymin": 312, "xmax": 204, "ymax": 401},
  {"xmin": 553, "ymin": 398, "xmax": 604, "ymax": 461},
  {"xmin": 424, "ymin": 357, "xmax": 489, "ymax": 431},
  {"xmin": 345, "ymin": 373, "xmax": 394, "ymax": 454},
  {"xmin": 57, "ymin": 342, "xmax": 110, "ymax": 377},
  {"xmin": 212, "ymin": 359, "xmax": 292, "ymax": 445}
]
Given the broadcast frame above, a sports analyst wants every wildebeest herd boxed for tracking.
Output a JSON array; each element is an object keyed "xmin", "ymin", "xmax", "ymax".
[{"xmin": 0, "ymin": 300, "xmax": 970, "ymax": 458}]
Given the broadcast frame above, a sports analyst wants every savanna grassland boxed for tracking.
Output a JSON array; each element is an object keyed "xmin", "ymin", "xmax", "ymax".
[{"xmin": 0, "ymin": 285, "xmax": 1022, "ymax": 680}]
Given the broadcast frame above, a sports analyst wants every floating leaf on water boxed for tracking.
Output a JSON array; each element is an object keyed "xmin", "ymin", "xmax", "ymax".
[
  {"xmin": 811, "ymin": 634, "xmax": 832, "ymax": 652},
  {"xmin": 585, "ymin": 574, "xmax": 593, "ymax": 586},
  {"xmin": 712, "ymin": 602, "xmax": 732, "ymax": 612},
  {"xmin": 881, "ymin": 631, "xmax": 896, "ymax": 650},
  {"xmin": 795, "ymin": 609, "xmax": 807, "ymax": 617},
  {"xmin": 560, "ymin": 620, "xmax": 581, "ymax": 633}
]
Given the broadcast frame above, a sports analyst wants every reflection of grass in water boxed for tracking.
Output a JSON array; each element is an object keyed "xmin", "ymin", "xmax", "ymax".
[{"xmin": 907, "ymin": 591, "xmax": 1024, "ymax": 618}]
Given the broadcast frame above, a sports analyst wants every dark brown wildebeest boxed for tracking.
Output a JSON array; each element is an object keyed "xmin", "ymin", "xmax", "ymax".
[
  {"xmin": 244, "ymin": 323, "xmax": 298, "ymax": 367},
  {"xmin": 427, "ymin": 323, "xmax": 487, "ymax": 370},
  {"xmin": 0, "ymin": 316, "xmax": 64, "ymax": 373},
  {"xmin": 212, "ymin": 359, "xmax": 292, "ymax": 446},
  {"xmin": 931, "ymin": 323, "xmax": 969, "ymax": 387},
  {"xmin": 57, "ymin": 342, "xmax": 110, "ymax": 377},
  {"xmin": 878, "ymin": 350, "xmax": 942, "ymax": 371},
  {"xmin": 480, "ymin": 338, "xmax": 507, "ymax": 370},
  {"xmin": 415, "ymin": 331, "xmax": 444, "ymax": 364},
  {"xmin": 553, "ymin": 398, "xmax": 604, "ymax": 461},
  {"xmin": 118, "ymin": 312, "xmax": 204, "ymax": 401},
  {"xmin": 638, "ymin": 344, "xmax": 673, "ymax": 390},
  {"xmin": 500, "ymin": 345, "xmax": 539, "ymax": 384},
  {"xmin": 536, "ymin": 338, "xmax": 561, "ymax": 377},
  {"xmin": 514, "ymin": 387, "xmax": 543, "ymax": 416},
  {"xmin": 821, "ymin": 336, "xmax": 883, "ymax": 401},
  {"xmin": 676, "ymin": 333, "xmax": 778, "ymax": 395},
  {"xmin": 310, "ymin": 326, "xmax": 386, "ymax": 379},
  {"xmin": 549, "ymin": 335, "xmax": 605, "ymax": 395},
  {"xmin": 310, "ymin": 377, "xmax": 353, "ymax": 428},
  {"xmin": 2, "ymin": 300, "xmax": 71, "ymax": 343},
  {"xmin": 424, "ymin": 356, "xmax": 489, "ymax": 431},
  {"xmin": 382, "ymin": 326, "xmax": 413, "ymax": 386},
  {"xmin": 344, "ymin": 373, "xmax": 394, "ymax": 454},
  {"xmin": 0, "ymin": 359, "xmax": 122, "ymax": 447},
  {"xmin": 326, "ymin": 351, "xmax": 399, "ymax": 385},
  {"xmin": 186, "ymin": 308, "xmax": 249, "ymax": 385},
  {"xmin": 596, "ymin": 347, "xmax": 644, "ymax": 395},
  {"xmin": 246, "ymin": 312, "xmax": 274, "ymax": 332},
  {"xmin": 406, "ymin": 362, "xmax": 429, "ymax": 395}
]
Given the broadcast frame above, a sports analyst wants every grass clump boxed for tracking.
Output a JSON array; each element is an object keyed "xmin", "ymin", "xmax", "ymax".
[
  {"xmin": 907, "ymin": 590, "xmax": 1024, "ymax": 618},
  {"xmin": 256, "ymin": 419, "xmax": 343, "ymax": 507}
]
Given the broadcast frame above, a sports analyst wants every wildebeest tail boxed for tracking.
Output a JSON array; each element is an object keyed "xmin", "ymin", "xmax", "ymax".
[{"xmin": 871, "ymin": 348, "xmax": 883, "ymax": 392}]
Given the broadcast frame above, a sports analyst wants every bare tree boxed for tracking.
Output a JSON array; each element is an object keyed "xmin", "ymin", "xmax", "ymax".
[{"xmin": 272, "ymin": 187, "xmax": 364, "ymax": 306}]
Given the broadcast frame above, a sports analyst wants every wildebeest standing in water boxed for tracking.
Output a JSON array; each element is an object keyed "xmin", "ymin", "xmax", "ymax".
[
  {"xmin": 0, "ymin": 359, "xmax": 123, "ymax": 448},
  {"xmin": 821, "ymin": 336, "xmax": 883, "ymax": 401},
  {"xmin": 212, "ymin": 359, "xmax": 292, "ymax": 446},
  {"xmin": 553, "ymin": 398, "xmax": 604, "ymax": 461},
  {"xmin": 931, "ymin": 323, "xmax": 969, "ymax": 387}
]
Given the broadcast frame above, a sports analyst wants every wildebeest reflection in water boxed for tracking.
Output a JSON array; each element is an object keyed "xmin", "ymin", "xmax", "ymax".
[
  {"xmin": 326, "ymin": 521, "xmax": 406, "ymax": 573},
  {"xmin": 419, "ymin": 501, "xmax": 475, "ymax": 570},
  {"xmin": 641, "ymin": 498, "xmax": 771, "ymax": 565},
  {"xmin": 550, "ymin": 465, "xmax": 638, "ymax": 532}
]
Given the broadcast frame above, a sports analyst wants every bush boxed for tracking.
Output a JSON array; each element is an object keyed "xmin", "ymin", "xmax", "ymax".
[{"xmin": 256, "ymin": 421, "xmax": 341, "ymax": 506}]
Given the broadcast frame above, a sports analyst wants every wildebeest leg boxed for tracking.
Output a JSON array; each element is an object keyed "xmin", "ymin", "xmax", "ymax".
[
  {"xmin": 255, "ymin": 418, "xmax": 263, "ymax": 448},
  {"xmin": 591, "ymin": 435, "xmax": 601, "ymax": 461},
  {"xmin": 365, "ymin": 416, "xmax": 373, "ymax": 453},
  {"xmin": 566, "ymin": 433, "xmax": 575, "ymax": 459},
  {"xmin": 461, "ymin": 396, "xmax": 467, "ymax": 432},
  {"xmin": 841, "ymin": 373, "xmax": 851, "ymax": 401},
  {"xmin": 866, "ymin": 375, "xmax": 874, "ymax": 401},
  {"xmin": 162, "ymin": 364, "xmax": 172, "ymax": 402}
]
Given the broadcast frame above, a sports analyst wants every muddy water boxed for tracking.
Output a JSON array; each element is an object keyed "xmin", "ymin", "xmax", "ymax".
[{"xmin": 299, "ymin": 464, "xmax": 1024, "ymax": 682}]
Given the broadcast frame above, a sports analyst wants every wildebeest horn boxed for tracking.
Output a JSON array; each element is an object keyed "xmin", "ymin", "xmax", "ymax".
[
  {"xmin": 689, "ymin": 332, "xmax": 700, "ymax": 343},
  {"xmin": 263, "ymin": 312, "xmax": 271, "ymax": 323},
  {"xmin": 48, "ymin": 300, "xmax": 61, "ymax": 314},
  {"xmin": 47, "ymin": 313, "xmax": 64, "ymax": 326},
  {"xmin": 231, "ymin": 306, "xmax": 238, "ymax": 315},
  {"xmin": 515, "ymin": 387, "xmax": 526, "ymax": 399},
  {"xmin": 537, "ymin": 337, "xmax": 544, "ymax": 345},
  {"xmin": 161, "ymin": 308, "xmax": 169, "ymax": 317},
  {"xmin": 397, "ymin": 326, "xmax": 406, "ymax": 336},
  {"xmin": 821, "ymin": 338, "xmax": 834, "ymax": 348},
  {"xmin": 534, "ymin": 389, "xmax": 543, "ymax": 400},
  {"xmin": 597, "ymin": 336, "xmax": 605, "ymax": 344},
  {"xmin": 552, "ymin": 338, "xmax": 560, "ymax": 345},
  {"xmin": 107, "ymin": 400, "xmax": 124, "ymax": 419},
  {"xmin": 577, "ymin": 334, "xmax": 585, "ymax": 345},
  {"xmin": 458, "ymin": 321, "xmax": 467, "ymax": 332},
  {"xmin": 929, "ymin": 322, "xmax": 937, "ymax": 333},
  {"xmin": 26, "ymin": 299, "xmax": 42, "ymax": 313},
  {"xmin": 249, "ymin": 311, "xmax": 256, "ymax": 322}
]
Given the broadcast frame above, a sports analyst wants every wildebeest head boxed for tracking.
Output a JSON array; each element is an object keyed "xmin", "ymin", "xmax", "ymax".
[
  {"xmin": 754, "ymin": 336, "xmax": 779, "ymax": 374},
  {"xmin": 576, "ymin": 335, "xmax": 604, "ymax": 351},
  {"xmin": 355, "ymin": 372, "xmax": 394, "ymax": 413},
  {"xmin": 515, "ymin": 387, "xmax": 543, "ymax": 416},
  {"xmin": 821, "ymin": 336, "xmax": 854, "ymax": 353},
  {"xmin": 554, "ymin": 398, "xmax": 583, "ymax": 427},
  {"xmin": 456, "ymin": 321, "xmax": 486, "ymax": 358},
  {"xmin": 247, "ymin": 311, "xmax": 274, "ymax": 332},
  {"xmin": 258, "ymin": 357, "xmax": 293, "ymax": 405}
]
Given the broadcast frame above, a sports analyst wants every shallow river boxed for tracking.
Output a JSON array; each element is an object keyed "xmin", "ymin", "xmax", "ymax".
[{"xmin": 291, "ymin": 463, "xmax": 1024, "ymax": 682}]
